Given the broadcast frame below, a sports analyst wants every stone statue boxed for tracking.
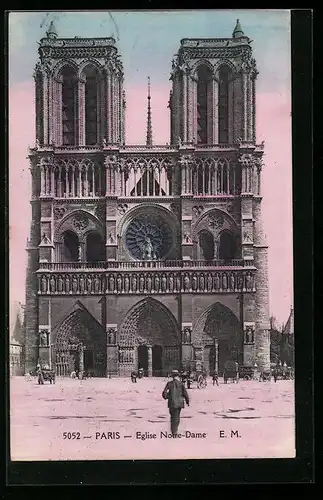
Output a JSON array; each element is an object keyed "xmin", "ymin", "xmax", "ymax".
[
  {"xmin": 41, "ymin": 276, "xmax": 47, "ymax": 293},
  {"xmin": 176, "ymin": 275, "xmax": 181, "ymax": 292},
  {"xmin": 215, "ymin": 273, "xmax": 220, "ymax": 290},
  {"xmin": 109, "ymin": 275, "xmax": 115, "ymax": 292},
  {"xmin": 142, "ymin": 236, "xmax": 154, "ymax": 260},
  {"xmin": 207, "ymin": 274, "xmax": 212, "ymax": 291},
  {"xmin": 230, "ymin": 273, "xmax": 235, "ymax": 291},
  {"xmin": 154, "ymin": 275, "xmax": 160, "ymax": 291},
  {"xmin": 168, "ymin": 274, "xmax": 174, "ymax": 292},
  {"xmin": 94, "ymin": 276, "xmax": 100, "ymax": 293},
  {"xmin": 132, "ymin": 274, "xmax": 137, "ymax": 292},
  {"xmin": 78, "ymin": 245, "xmax": 82, "ymax": 262},
  {"xmin": 245, "ymin": 327, "xmax": 251, "ymax": 344},
  {"xmin": 79, "ymin": 276, "xmax": 85, "ymax": 293},
  {"xmin": 139, "ymin": 275, "xmax": 145, "ymax": 293},
  {"xmin": 192, "ymin": 274, "xmax": 197, "ymax": 291},
  {"xmin": 185, "ymin": 328, "xmax": 191, "ymax": 344},
  {"xmin": 199, "ymin": 274, "xmax": 205, "ymax": 291},
  {"xmin": 87, "ymin": 276, "xmax": 92, "ymax": 293},
  {"xmin": 50, "ymin": 276, "xmax": 55, "ymax": 293},
  {"xmin": 57, "ymin": 275, "xmax": 63, "ymax": 293},
  {"xmin": 124, "ymin": 275, "xmax": 130, "ymax": 293},
  {"xmin": 72, "ymin": 277, "xmax": 78, "ymax": 293},
  {"xmin": 161, "ymin": 274, "xmax": 167, "ymax": 292},
  {"xmin": 40, "ymin": 331, "xmax": 48, "ymax": 346},
  {"xmin": 65, "ymin": 276, "xmax": 70, "ymax": 293},
  {"xmin": 246, "ymin": 273, "xmax": 252, "ymax": 290},
  {"xmin": 184, "ymin": 274, "xmax": 190, "ymax": 291},
  {"xmin": 147, "ymin": 275, "xmax": 152, "ymax": 293},
  {"xmin": 117, "ymin": 275, "xmax": 122, "ymax": 292},
  {"xmin": 222, "ymin": 273, "xmax": 227, "ymax": 290}
]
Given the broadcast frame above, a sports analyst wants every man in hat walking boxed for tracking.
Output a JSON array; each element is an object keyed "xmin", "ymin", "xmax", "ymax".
[{"xmin": 162, "ymin": 369, "xmax": 190, "ymax": 435}]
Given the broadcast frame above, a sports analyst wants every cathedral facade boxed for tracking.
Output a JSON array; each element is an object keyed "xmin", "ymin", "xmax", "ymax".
[{"xmin": 24, "ymin": 20, "xmax": 270, "ymax": 377}]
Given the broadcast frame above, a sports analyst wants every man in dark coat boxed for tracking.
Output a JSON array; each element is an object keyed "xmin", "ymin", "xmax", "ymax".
[{"xmin": 162, "ymin": 369, "xmax": 190, "ymax": 435}]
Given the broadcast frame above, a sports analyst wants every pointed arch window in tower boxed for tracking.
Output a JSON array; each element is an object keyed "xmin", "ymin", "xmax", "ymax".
[
  {"xmin": 197, "ymin": 65, "xmax": 212, "ymax": 145},
  {"xmin": 85, "ymin": 66, "xmax": 99, "ymax": 146},
  {"xmin": 62, "ymin": 67, "xmax": 77, "ymax": 146},
  {"xmin": 218, "ymin": 67, "xmax": 230, "ymax": 144}
]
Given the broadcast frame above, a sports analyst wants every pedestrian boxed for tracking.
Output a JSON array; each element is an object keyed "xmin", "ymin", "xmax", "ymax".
[
  {"xmin": 212, "ymin": 370, "xmax": 219, "ymax": 386},
  {"xmin": 162, "ymin": 369, "xmax": 190, "ymax": 435},
  {"xmin": 131, "ymin": 371, "xmax": 137, "ymax": 383}
]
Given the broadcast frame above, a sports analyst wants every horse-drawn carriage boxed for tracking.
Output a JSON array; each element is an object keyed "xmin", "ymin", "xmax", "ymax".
[
  {"xmin": 181, "ymin": 369, "xmax": 207, "ymax": 389},
  {"xmin": 37, "ymin": 367, "xmax": 56, "ymax": 384},
  {"xmin": 223, "ymin": 360, "xmax": 239, "ymax": 383},
  {"xmin": 272, "ymin": 365, "xmax": 294, "ymax": 382},
  {"xmin": 238, "ymin": 365, "xmax": 255, "ymax": 381}
]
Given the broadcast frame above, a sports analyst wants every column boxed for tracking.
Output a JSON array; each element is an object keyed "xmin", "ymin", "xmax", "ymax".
[
  {"xmin": 243, "ymin": 72, "xmax": 248, "ymax": 141},
  {"xmin": 40, "ymin": 166, "xmax": 45, "ymax": 196},
  {"xmin": 252, "ymin": 78, "xmax": 256, "ymax": 143},
  {"xmin": 147, "ymin": 345, "xmax": 152, "ymax": 377},
  {"xmin": 72, "ymin": 166, "xmax": 75, "ymax": 197},
  {"xmin": 78, "ymin": 166, "xmax": 82, "ymax": 197},
  {"xmin": 183, "ymin": 72, "xmax": 187, "ymax": 143},
  {"xmin": 92, "ymin": 167, "xmax": 95, "ymax": 196},
  {"xmin": 214, "ymin": 338, "xmax": 219, "ymax": 374},
  {"xmin": 191, "ymin": 76, "xmax": 197, "ymax": 143},
  {"xmin": 65, "ymin": 166, "xmax": 69, "ymax": 197},
  {"xmin": 79, "ymin": 344, "xmax": 84, "ymax": 373},
  {"xmin": 51, "ymin": 165, "xmax": 55, "ymax": 196},
  {"xmin": 43, "ymin": 72, "xmax": 49, "ymax": 145},
  {"xmin": 212, "ymin": 76, "xmax": 219, "ymax": 144},
  {"xmin": 134, "ymin": 167, "xmax": 137, "ymax": 197},
  {"xmin": 78, "ymin": 77, "xmax": 86, "ymax": 146},
  {"xmin": 59, "ymin": 166, "xmax": 62, "ymax": 197}
]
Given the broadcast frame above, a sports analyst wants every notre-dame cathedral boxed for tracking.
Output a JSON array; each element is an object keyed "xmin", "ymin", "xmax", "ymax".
[{"xmin": 24, "ymin": 19, "xmax": 270, "ymax": 377}]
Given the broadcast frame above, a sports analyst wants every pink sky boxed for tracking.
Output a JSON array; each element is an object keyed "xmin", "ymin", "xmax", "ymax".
[{"xmin": 9, "ymin": 79, "xmax": 292, "ymax": 326}]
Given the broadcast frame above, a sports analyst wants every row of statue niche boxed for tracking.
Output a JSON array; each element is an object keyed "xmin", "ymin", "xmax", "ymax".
[
  {"xmin": 40, "ymin": 272, "xmax": 255, "ymax": 294},
  {"xmin": 40, "ymin": 274, "xmax": 102, "ymax": 294},
  {"xmin": 107, "ymin": 272, "xmax": 254, "ymax": 293}
]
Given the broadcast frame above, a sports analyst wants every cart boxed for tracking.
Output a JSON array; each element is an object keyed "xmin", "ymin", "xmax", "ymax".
[{"xmin": 223, "ymin": 360, "xmax": 239, "ymax": 383}]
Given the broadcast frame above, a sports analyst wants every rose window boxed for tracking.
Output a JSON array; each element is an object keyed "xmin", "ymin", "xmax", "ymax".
[{"xmin": 125, "ymin": 214, "xmax": 173, "ymax": 260}]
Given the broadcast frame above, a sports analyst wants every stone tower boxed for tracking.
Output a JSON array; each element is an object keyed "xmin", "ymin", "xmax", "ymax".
[{"xmin": 25, "ymin": 20, "xmax": 270, "ymax": 377}]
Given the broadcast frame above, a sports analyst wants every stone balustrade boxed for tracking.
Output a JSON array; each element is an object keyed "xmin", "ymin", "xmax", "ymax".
[
  {"xmin": 38, "ymin": 259, "xmax": 246, "ymax": 271},
  {"xmin": 37, "ymin": 268, "xmax": 255, "ymax": 295}
]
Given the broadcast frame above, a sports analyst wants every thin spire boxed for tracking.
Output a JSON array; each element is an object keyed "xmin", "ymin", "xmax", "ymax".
[
  {"xmin": 232, "ymin": 19, "xmax": 244, "ymax": 38},
  {"xmin": 146, "ymin": 76, "xmax": 153, "ymax": 147}
]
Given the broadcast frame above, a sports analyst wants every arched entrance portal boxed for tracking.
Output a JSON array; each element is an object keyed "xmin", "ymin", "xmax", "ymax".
[
  {"xmin": 195, "ymin": 302, "xmax": 242, "ymax": 375},
  {"xmin": 118, "ymin": 298, "xmax": 180, "ymax": 377},
  {"xmin": 54, "ymin": 304, "xmax": 106, "ymax": 377}
]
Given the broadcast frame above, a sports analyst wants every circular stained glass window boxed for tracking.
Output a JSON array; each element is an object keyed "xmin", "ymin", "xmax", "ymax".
[{"xmin": 125, "ymin": 214, "xmax": 173, "ymax": 260}]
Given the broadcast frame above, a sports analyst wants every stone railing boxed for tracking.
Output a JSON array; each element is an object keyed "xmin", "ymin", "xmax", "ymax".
[
  {"xmin": 38, "ymin": 259, "xmax": 246, "ymax": 271},
  {"xmin": 37, "ymin": 268, "xmax": 256, "ymax": 295}
]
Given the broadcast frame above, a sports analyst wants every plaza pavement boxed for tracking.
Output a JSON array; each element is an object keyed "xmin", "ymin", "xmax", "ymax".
[{"xmin": 10, "ymin": 376, "xmax": 295, "ymax": 461}]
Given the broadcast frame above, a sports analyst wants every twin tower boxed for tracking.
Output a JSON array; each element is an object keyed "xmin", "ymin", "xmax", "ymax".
[{"xmin": 25, "ymin": 20, "xmax": 270, "ymax": 378}]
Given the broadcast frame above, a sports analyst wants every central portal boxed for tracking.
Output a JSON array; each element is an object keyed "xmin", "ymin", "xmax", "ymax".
[{"xmin": 118, "ymin": 298, "xmax": 181, "ymax": 377}]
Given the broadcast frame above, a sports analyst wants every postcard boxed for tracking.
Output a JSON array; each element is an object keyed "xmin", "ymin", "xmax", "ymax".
[{"xmin": 9, "ymin": 9, "xmax": 295, "ymax": 462}]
